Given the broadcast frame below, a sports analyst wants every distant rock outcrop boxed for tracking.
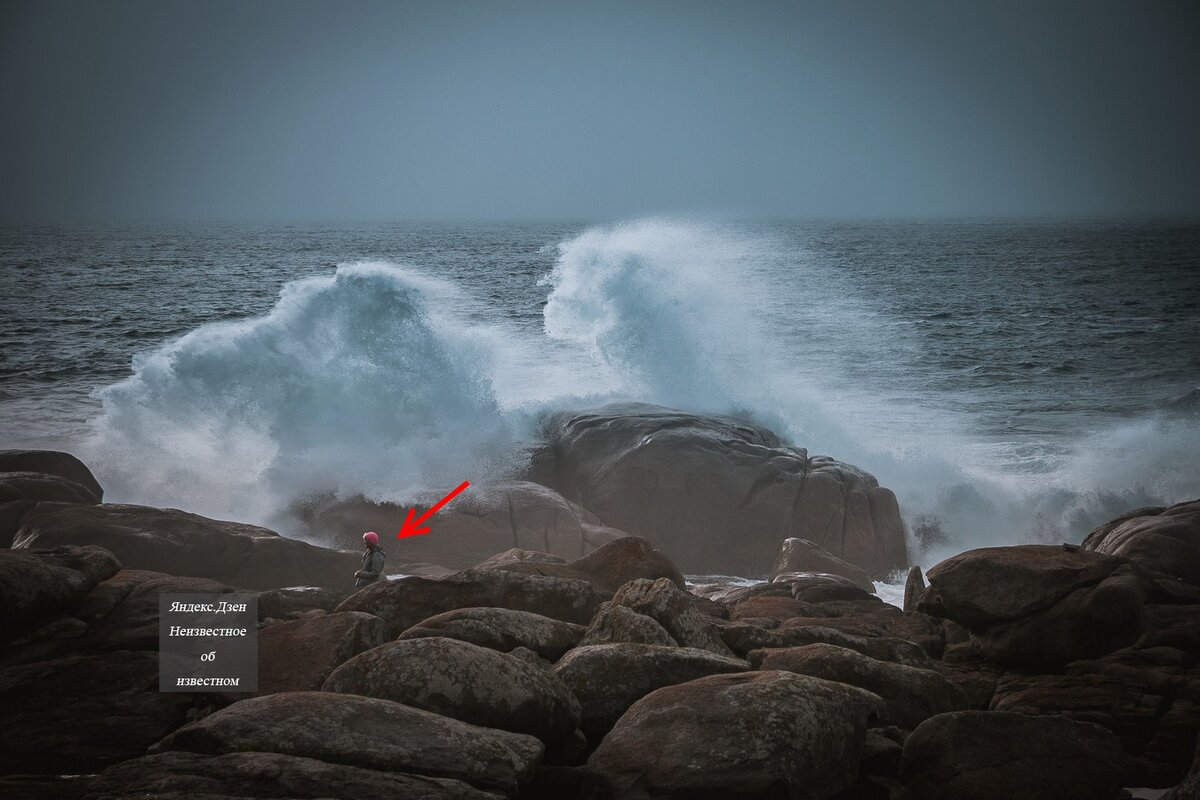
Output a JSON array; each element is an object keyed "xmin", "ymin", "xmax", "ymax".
[{"xmin": 527, "ymin": 403, "xmax": 908, "ymax": 578}]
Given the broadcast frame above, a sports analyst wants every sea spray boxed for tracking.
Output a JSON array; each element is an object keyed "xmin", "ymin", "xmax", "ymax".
[
  {"xmin": 80, "ymin": 221, "xmax": 1198, "ymax": 566},
  {"xmin": 540, "ymin": 220, "xmax": 1200, "ymax": 565},
  {"xmin": 88, "ymin": 262, "xmax": 520, "ymax": 528}
]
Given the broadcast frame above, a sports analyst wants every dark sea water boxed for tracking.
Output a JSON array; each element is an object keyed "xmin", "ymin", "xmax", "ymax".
[{"xmin": 2, "ymin": 218, "xmax": 1198, "ymax": 566}]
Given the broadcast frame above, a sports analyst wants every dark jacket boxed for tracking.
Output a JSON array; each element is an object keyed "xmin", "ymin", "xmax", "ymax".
[{"xmin": 355, "ymin": 546, "xmax": 386, "ymax": 588}]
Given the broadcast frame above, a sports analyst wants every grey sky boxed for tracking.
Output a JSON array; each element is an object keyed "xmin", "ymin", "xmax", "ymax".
[{"xmin": 2, "ymin": 0, "xmax": 1198, "ymax": 221}]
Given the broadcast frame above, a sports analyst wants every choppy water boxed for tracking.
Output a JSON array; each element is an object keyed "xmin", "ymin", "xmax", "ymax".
[{"xmin": 2, "ymin": 218, "xmax": 1197, "ymax": 566}]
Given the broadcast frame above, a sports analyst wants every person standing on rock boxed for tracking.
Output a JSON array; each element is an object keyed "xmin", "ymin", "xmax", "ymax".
[{"xmin": 354, "ymin": 531, "xmax": 386, "ymax": 588}]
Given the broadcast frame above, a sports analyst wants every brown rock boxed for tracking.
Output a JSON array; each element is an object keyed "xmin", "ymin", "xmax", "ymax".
[
  {"xmin": 903, "ymin": 565, "xmax": 925, "ymax": 612},
  {"xmin": 87, "ymin": 751, "xmax": 503, "ymax": 800},
  {"xmin": 771, "ymin": 537, "xmax": 875, "ymax": 592},
  {"xmin": 609, "ymin": 577, "xmax": 734, "ymax": 656},
  {"xmin": 257, "ymin": 585, "xmax": 348, "ymax": 620},
  {"xmin": 919, "ymin": 544, "xmax": 1127, "ymax": 627},
  {"xmin": 322, "ymin": 637, "xmax": 581, "ymax": 745},
  {"xmin": 552, "ymin": 643, "xmax": 749, "ymax": 743},
  {"xmin": 587, "ymin": 670, "xmax": 883, "ymax": 799},
  {"xmin": 1083, "ymin": 500, "xmax": 1200, "ymax": 585},
  {"xmin": 970, "ymin": 569, "xmax": 1147, "ymax": 668},
  {"xmin": 399, "ymin": 606, "xmax": 585, "ymax": 661},
  {"xmin": 748, "ymin": 643, "xmax": 964, "ymax": 729},
  {"xmin": 336, "ymin": 568, "xmax": 599, "ymax": 638},
  {"xmin": 483, "ymin": 535, "xmax": 687, "ymax": 595},
  {"xmin": 527, "ymin": 403, "xmax": 908, "ymax": 578},
  {"xmin": 256, "ymin": 611, "xmax": 387, "ymax": 694},
  {"xmin": 0, "ymin": 449, "xmax": 103, "ymax": 500},
  {"xmin": 150, "ymin": 691, "xmax": 543, "ymax": 794},
  {"xmin": 0, "ymin": 650, "xmax": 195, "ymax": 773},
  {"xmin": 0, "ymin": 471, "xmax": 99, "ymax": 504},
  {"xmin": 729, "ymin": 594, "xmax": 820, "ymax": 622},
  {"xmin": 578, "ymin": 602, "xmax": 677, "ymax": 648},
  {"xmin": 991, "ymin": 648, "xmax": 1200, "ymax": 786},
  {"xmin": 12, "ymin": 503, "xmax": 360, "ymax": 591},
  {"xmin": 897, "ymin": 710, "xmax": 1131, "ymax": 800},
  {"xmin": 0, "ymin": 545, "xmax": 121, "ymax": 646}
]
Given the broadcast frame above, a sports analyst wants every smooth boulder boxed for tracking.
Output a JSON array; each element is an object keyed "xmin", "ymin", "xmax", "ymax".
[
  {"xmin": 0, "ymin": 449, "xmax": 103, "ymax": 500},
  {"xmin": 554, "ymin": 642, "xmax": 749, "ymax": 743},
  {"xmin": 256, "ymin": 611, "xmax": 388, "ymax": 694},
  {"xmin": 12, "ymin": 503, "xmax": 360, "ymax": 591},
  {"xmin": 323, "ymin": 637, "xmax": 581, "ymax": 745},
  {"xmin": 0, "ymin": 471, "xmax": 99, "ymax": 505},
  {"xmin": 771, "ymin": 537, "xmax": 875, "ymax": 592},
  {"xmin": 748, "ymin": 643, "xmax": 963, "ymax": 729},
  {"xmin": 897, "ymin": 710, "xmax": 1130, "ymax": 800},
  {"xmin": 150, "ymin": 691, "xmax": 543, "ymax": 795},
  {"xmin": 1083, "ymin": 500, "xmax": 1200, "ymax": 585},
  {"xmin": 587, "ymin": 670, "xmax": 883, "ymax": 799},
  {"xmin": 337, "ymin": 568, "xmax": 600, "ymax": 638},
  {"xmin": 918, "ymin": 544, "xmax": 1127, "ymax": 626},
  {"xmin": 482, "ymin": 535, "xmax": 687, "ymax": 595},
  {"xmin": 528, "ymin": 403, "xmax": 907, "ymax": 578},
  {"xmin": 399, "ymin": 606, "xmax": 585, "ymax": 661}
]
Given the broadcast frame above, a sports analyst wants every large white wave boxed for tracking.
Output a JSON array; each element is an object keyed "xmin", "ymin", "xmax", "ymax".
[
  {"xmin": 88, "ymin": 221, "xmax": 1198, "ymax": 566},
  {"xmin": 540, "ymin": 220, "xmax": 1200, "ymax": 568},
  {"xmin": 88, "ymin": 262, "xmax": 519, "ymax": 527}
]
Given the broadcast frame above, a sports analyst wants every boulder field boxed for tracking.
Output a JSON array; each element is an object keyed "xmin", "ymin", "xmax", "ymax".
[{"xmin": 0, "ymin": 438, "xmax": 1197, "ymax": 797}]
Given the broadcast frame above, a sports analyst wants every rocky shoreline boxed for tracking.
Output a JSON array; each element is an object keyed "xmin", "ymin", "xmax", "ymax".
[{"xmin": 1, "ymin": 404, "xmax": 1198, "ymax": 799}]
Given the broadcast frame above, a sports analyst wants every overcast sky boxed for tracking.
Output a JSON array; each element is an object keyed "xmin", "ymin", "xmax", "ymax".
[{"xmin": 2, "ymin": 0, "xmax": 1198, "ymax": 222}]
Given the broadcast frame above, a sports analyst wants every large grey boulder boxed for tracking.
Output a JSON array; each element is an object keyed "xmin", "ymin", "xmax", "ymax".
[
  {"xmin": 587, "ymin": 670, "xmax": 883, "ymax": 799},
  {"xmin": 897, "ymin": 710, "xmax": 1131, "ymax": 800},
  {"xmin": 553, "ymin": 643, "xmax": 749, "ymax": 743},
  {"xmin": 527, "ymin": 403, "xmax": 907, "ymax": 578},
  {"xmin": 1083, "ymin": 500, "xmax": 1200, "ymax": 585},
  {"xmin": 87, "ymin": 751, "xmax": 503, "ymax": 800},
  {"xmin": 12, "ymin": 503, "xmax": 360, "ymax": 591},
  {"xmin": 293, "ymin": 480, "xmax": 627, "ymax": 568},
  {"xmin": 337, "ymin": 568, "xmax": 599, "ymax": 638},
  {"xmin": 399, "ymin": 607, "xmax": 585, "ymax": 661},
  {"xmin": 323, "ymin": 637, "xmax": 581, "ymax": 745},
  {"xmin": 150, "ymin": 691, "xmax": 543, "ymax": 795}
]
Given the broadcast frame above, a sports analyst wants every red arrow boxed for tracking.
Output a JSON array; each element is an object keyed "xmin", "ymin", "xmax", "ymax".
[{"xmin": 397, "ymin": 481, "xmax": 471, "ymax": 539}]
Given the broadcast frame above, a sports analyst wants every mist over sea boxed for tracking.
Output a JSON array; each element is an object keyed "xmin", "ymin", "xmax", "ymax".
[{"xmin": 2, "ymin": 218, "xmax": 1197, "ymax": 569}]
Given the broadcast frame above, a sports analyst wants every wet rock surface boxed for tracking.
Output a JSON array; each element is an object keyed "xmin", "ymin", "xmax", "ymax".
[
  {"xmin": 528, "ymin": 403, "xmax": 908, "ymax": 578},
  {"xmin": 0, "ymin": 449, "xmax": 1194, "ymax": 799},
  {"xmin": 12, "ymin": 503, "xmax": 360, "ymax": 590}
]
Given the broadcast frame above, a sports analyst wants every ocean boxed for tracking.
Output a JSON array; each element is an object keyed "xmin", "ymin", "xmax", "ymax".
[{"xmin": 2, "ymin": 218, "xmax": 1198, "ymax": 570}]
